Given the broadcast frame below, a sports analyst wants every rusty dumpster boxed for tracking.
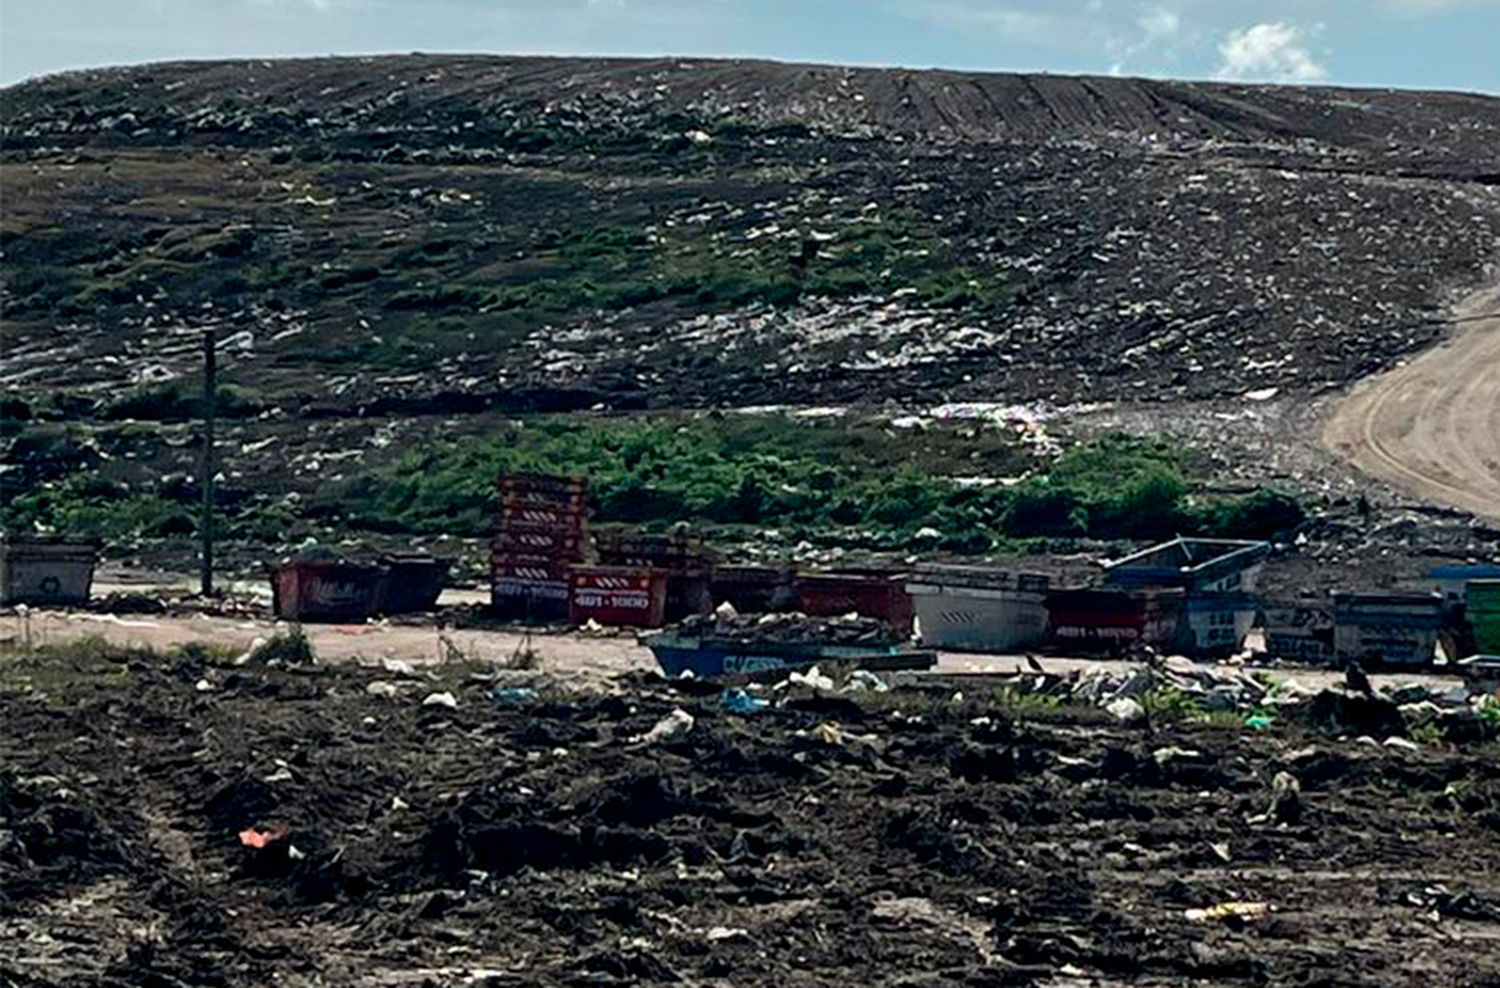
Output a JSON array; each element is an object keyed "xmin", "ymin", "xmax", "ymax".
[{"xmin": 273, "ymin": 559, "xmax": 387, "ymax": 623}]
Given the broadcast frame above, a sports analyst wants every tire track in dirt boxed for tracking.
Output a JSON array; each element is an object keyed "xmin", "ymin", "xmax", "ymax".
[{"xmin": 1324, "ymin": 279, "xmax": 1500, "ymax": 522}]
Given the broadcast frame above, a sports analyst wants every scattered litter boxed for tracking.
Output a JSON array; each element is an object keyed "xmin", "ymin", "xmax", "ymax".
[
  {"xmin": 421, "ymin": 691, "xmax": 459, "ymax": 710},
  {"xmin": 238, "ymin": 826, "xmax": 287, "ymax": 849},
  {"xmin": 1107, "ymin": 697, "xmax": 1146, "ymax": 725},
  {"xmin": 1185, "ymin": 901, "xmax": 1270, "ymax": 924},
  {"xmin": 719, "ymin": 687, "xmax": 769, "ymax": 715},
  {"xmin": 634, "ymin": 708, "xmax": 695, "ymax": 744},
  {"xmin": 490, "ymin": 686, "xmax": 539, "ymax": 705}
]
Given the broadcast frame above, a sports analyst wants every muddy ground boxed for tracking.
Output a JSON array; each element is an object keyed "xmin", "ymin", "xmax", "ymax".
[{"xmin": 2, "ymin": 641, "xmax": 1498, "ymax": 987}]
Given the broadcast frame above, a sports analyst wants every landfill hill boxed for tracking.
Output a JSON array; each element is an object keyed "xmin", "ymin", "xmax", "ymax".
[{"xmin": 4, "ymin": 54, "xmax": 1500, "ymax": 415}]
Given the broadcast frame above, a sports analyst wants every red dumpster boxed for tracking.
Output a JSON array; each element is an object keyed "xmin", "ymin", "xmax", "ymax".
[
  {"xmin": 273, "ymin": 559, "xmax": 387, "ymax": 623},
  {"xmin": 794, "ymin": 571, "xmax": 914, "ymax": 637},
  {"xmin": 569, "ymin": 565, "xmax": 668, "ymax": 628},
  {"xmin": 1045, "ymin": 588, "xmax": 1187, "ymax": 655}
]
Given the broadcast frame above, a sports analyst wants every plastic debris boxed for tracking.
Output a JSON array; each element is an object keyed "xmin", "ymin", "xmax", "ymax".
[
  {"xmin": 634, "ymin": 708, "xmax": 694, "ymax": 744},
  {"xmin": 238, "ymin": 826, "xmax": 287, "ymax": 849},
  {"xmin": 787, "ymin": 665, "xmax": 837, "ymax": 692},
  {"xmin": 421, "ymin": 691, "xmax": 459, "ymax": 710},
  {"xmin": 490, "ymin": 686, "xmax": 540, "ymax": 705},
  {"xmin": 719, "ymin": 687, "xmax": 769, "ymax": 715},
  {"xmin": 1107, "ymin": 697, "xmax": 1146, "ymax": 724},
  {"xmin": 1185, "ymin": 901, "xmax": 1270, "ymax": 924}
]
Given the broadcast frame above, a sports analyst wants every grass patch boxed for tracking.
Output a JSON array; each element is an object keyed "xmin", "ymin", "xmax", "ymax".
[{"xmin": 325, "ymin": 417, "xmax": 1304, "ymax": 550}]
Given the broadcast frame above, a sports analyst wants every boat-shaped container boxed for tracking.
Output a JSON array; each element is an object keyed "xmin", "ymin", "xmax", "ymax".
[{"xmin": 643, "ymin": 631, "xmax": 936, "ymax": 679}]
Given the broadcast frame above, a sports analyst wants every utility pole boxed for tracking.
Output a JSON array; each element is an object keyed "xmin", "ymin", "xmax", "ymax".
[{"xmin": 200, "ymin": 329, "xmax": 217, "ymax": 597}]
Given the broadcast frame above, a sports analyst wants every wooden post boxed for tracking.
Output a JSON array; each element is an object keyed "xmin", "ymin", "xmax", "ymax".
[{"xmin": 200, "ymin": 329, "xmax": 216, "ymax": 597}]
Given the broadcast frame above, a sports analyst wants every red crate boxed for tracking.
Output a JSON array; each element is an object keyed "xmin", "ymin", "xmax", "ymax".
[
  {"xmin": 498, "ymin": 504, "xmax": 589, "ymax": 529},
  {"xmin": 492, "ymin": 528, "xmax": 588, "ymax": 558},
  {"xmin": 569, "ymin": 566, "xmax": 668, "ymax": 628}
]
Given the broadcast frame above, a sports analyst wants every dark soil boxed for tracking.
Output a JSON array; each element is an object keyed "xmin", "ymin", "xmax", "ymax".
[{"xmin": 1, "ymin": 645, "xmax": 1497, "ymax": 986}]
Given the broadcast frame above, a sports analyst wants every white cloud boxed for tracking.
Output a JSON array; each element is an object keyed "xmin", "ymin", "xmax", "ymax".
[
  {"xmin": 1138, "ymin": 7, "xmax": 1180, "ymax": 39},
  {"xmin": 1217, "ymin": 22, "xmax": 1326, "ymax": 82}
]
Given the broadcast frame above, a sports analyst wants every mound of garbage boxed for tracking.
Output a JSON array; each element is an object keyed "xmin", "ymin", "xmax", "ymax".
[{"xmin": 673, "ymin": 608, "xmax": 897, "ymax": 645}]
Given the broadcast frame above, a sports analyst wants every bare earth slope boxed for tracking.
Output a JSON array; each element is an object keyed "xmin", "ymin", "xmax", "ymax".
[{"xmin": 1324, "ymin": 278, "xmax": 1500, "ymax": 522}]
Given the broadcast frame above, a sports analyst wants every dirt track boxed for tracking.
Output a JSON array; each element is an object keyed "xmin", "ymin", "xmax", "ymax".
[{"xmin": 1324, "ymin": 278, "xmax": 1500, "ymax": 521}]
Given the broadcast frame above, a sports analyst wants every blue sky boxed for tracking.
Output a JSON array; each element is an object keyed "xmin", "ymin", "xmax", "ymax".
[{"xmin": 1, "ymin": 0, "xmax": 1496, "ymax": 92}]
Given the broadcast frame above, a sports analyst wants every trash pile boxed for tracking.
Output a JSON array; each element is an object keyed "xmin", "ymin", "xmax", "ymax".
[
  {"xmin": 673, "ymin": 609, "xmax": 896, "ymax": 645},
  {"xmin": 978, "ymin": 656, "xmax": 1498, "ymax": 739}
]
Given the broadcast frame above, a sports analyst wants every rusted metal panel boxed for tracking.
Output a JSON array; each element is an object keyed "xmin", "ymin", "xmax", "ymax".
[
  {"xmin": 569, "ymin": 565, "xmax": 668, "ymax": 628},
  {"xmin": 273, "ymin": 560, "xmax": 386, "ymax": 623},
  {"xmin": 794, "ymin": 571, "xmax": 914, "ymax": 637},
  {"xmin": 0, "ymin": 540, "xmax": 98, "ymax": 606}
]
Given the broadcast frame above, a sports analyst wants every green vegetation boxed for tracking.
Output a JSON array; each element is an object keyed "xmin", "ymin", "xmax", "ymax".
[
  {"xmin": 104, "ymin": 381, "xmax": 265, "ymax": 422},
  {"xmin": 3, "ymin": 404, "xmax": 1304, "ymax": 552},
  {"xmin": 327, "ymin": 417, "xmax": 1304, "ymax": 551}
]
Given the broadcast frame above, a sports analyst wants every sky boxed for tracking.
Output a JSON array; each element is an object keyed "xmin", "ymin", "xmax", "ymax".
[{"xmin": 1, "ymin": 0, "xmax": 1497, "ymax": 92}]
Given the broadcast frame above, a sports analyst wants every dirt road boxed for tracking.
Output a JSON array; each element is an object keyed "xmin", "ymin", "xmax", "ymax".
[{"xmin": 1324, "ymin": 279, "xmax": 1500, "ymax": 521}]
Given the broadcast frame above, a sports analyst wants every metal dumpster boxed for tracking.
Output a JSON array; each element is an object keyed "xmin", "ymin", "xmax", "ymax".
[
  {"xmin": 1466, "ymin": 580, "xmax": 1500, "ymax": 655},
  {"xmin": 1332, "ymin": 592, "xmax": 1443, "ymax": 669},
  {"xmin": 711, "ymin": 564, "xmax": 797, "ymax": 614},
  {"xmin": 1045, "ymin": 587, "xmax": 1187, "ymax": 655},
  {"xmin": 491, "ymin": 557, "xmax": 573, "ymax": 623},
  {"xmin": 0, "ymin": 540, "xmax": 98, "ymax": 606},
  {"xmin": 378, "ymin": 554, "xmax": 450, "ymax": 614},
  {"xmin": 569, "ymin": 565, "xmax": 668, "ymax": 628},
  {"xmin": 273, "ymin": 559, "xmax": 387, "ymax": 623},
  {"xmin": 795, "ymin": 570, "xmax": 914, "ymax": 637},
  {"xmin": 907, "ymin": 566, "xmax": 1050, "ymax": 652},
  {"xmin": 1263, "ymin": 600, "xmax": 1335, "ymax": 664}
]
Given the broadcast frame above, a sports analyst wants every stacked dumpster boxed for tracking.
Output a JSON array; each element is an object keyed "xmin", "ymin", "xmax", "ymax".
[
  {"xmin": 491, "ymin": 473, "xmax": 590, "ymax": 622},
  {"xmin": 595, "ymin": 530, "xmax": 713, "ymax": 622}
]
